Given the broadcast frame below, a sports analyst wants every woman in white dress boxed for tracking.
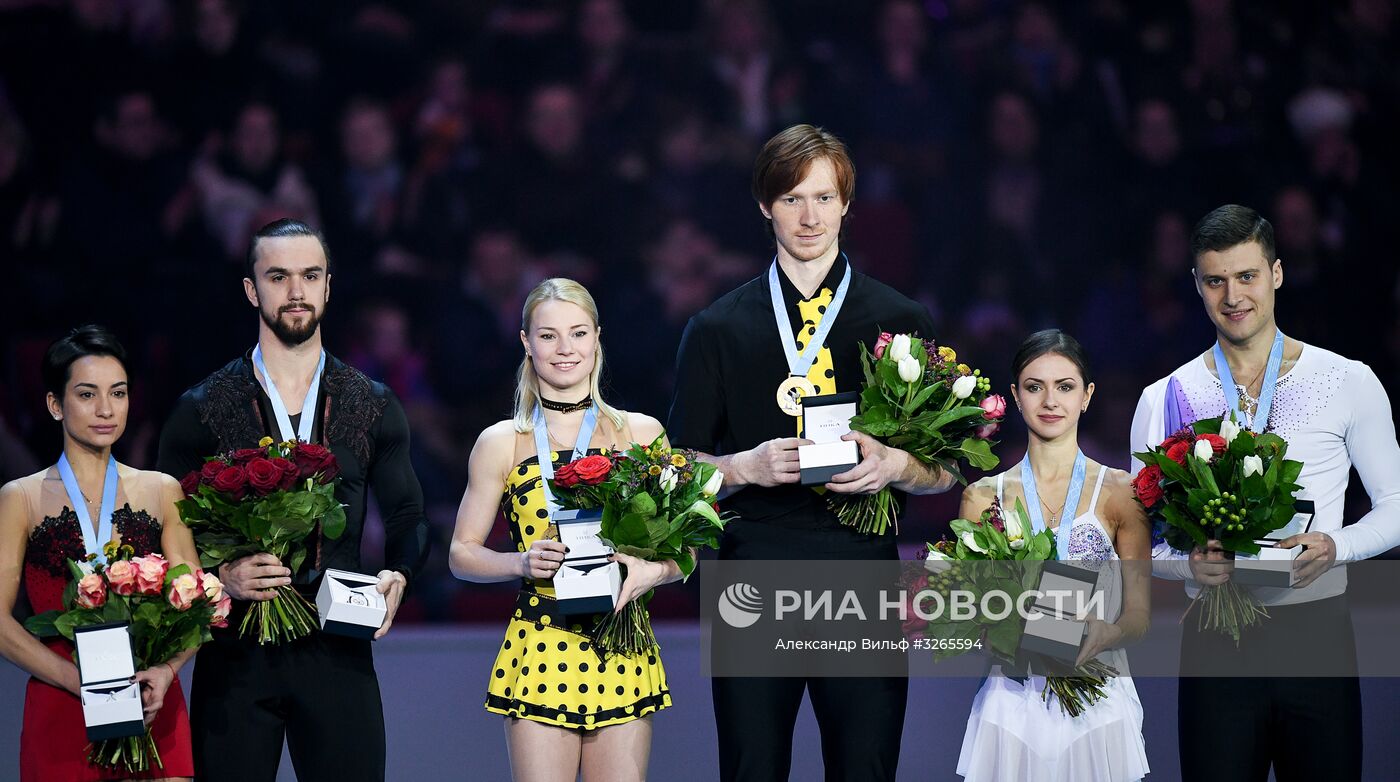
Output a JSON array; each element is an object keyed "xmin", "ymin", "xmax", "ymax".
[{"xmin": 956, "ymin": 330, "xmax": 1152, "ymax": 782}]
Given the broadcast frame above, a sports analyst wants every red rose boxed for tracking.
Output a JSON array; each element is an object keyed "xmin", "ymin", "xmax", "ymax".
[
  {"xmin": 231, "ymin": 448, "xmax": 264, "ymax": 465},
  {"xmin": 180, "ymin": 471, "xmax": 201, "ymax": 497},
  {"xmin": 1166, "ymin": 440, "xmax": 1191, "ymax": 466},
  {"xmin": 1195, "ymin": 433, "xmax": 1227, "ymax": 457},
  {"xmin": 293, "ymin": 443, "xmax": 340, "ymax": 483},
  {"xmin": 572, "ymin": 455, "xmax": 613, "ymax": 486},
  {"xmin": 554, "ymin": 462, "xmax": 581, "ymax": 488},
  {"xmin": 245, "ymin": 457, "xmax": 283, "ymax": 496},
  {"xmin": 210, "ymin": 465, "xmax": 248, "ymax": 500},
  {"xmin": 271, "ymin": 457, "xmax": 300, "ymax": 491},
  {"xmin": 200, "ymin": 459, "xmax": 226, "ymax": 483},
  {"xmin": 1132, "ymin": 465, "xmax": 1165, "ymax": 508}
]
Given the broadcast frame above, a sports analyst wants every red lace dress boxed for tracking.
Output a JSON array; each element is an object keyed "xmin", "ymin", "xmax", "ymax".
[{"xmin": 16, "ymin": 465, "xmax": 194, "ymax": 781}]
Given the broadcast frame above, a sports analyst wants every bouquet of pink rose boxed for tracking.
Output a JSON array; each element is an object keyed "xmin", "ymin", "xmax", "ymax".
[
  {"xmin": 832, "ymin": 332, "xmax": 1006, "ymax": 535},
  {"xmin": 175, "ymin": 437, "xmax": 346, "ymax": 644},
  {"xmin": 549, "ymin": 436, "xmax": 729, "ymax": 657},
  {"xmin": 25, "ymin": 541, "xmax": 229, "ymax": 774}
]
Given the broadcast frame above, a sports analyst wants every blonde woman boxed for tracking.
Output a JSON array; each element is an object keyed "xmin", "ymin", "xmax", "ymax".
[{"xmin": 450, "ymin": 278, "xmax": 680, "ymax": 782}]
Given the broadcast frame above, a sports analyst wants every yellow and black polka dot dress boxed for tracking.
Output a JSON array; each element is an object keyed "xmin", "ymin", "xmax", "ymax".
[{"xmin": 483, "ymin": 448, "xmax": 671, "ymax": 730}]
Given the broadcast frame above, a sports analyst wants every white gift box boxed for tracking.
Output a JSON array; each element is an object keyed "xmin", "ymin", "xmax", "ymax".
[
  {"xmin": 798, "ymin": 392, "xmax": 861, "ymax": 486},
  {"xmin": 552, "ymin": 508, "xmax": 621, "ymax": 615},
  {"xmin": 73, "ymin": 622, "xmax": 145, "ymax": 741},
  {"xmin": 1018, "ymin": 562, "xmax": 1102, "ymax": 663},
  {"xmin": 316, "ymin": 569, "xmax": 388, "ymax": 639},
  {"xmin": 1232, "ymin": 500, "xmax": 1315, "ymax": 588}
]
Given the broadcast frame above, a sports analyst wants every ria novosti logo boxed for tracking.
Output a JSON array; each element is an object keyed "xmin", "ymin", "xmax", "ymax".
[{"xmin": 717, "ymin": 583, "xmax": 764, "ymax": 628}]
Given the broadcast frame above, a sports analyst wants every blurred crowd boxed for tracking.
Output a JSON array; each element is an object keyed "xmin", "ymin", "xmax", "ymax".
[{"xmin": 2, "ymin": 0, "xmax": 1397, "ymax": 621}]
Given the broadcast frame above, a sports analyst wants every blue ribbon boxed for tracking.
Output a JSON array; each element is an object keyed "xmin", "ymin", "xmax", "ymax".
[
  {"xmin": 532, "ymin": 403, "xmax": 600, "ymax": 515},
  {"xmin": 1021, "ymin": 450, "xmax": 1086, "ymax": 561},
  {"xmin": 252, "ymin": 345, "xmax": 326, "ymax": 443},
  {"xmin": 767, "ymin": 256, "xmax": 852, "ymax": 380},
  {"xmin": 1213, "ymin": 329, "xmax": 1284, "ymax": 434},
  {"xmin": 57, "ymin": 453, "xmax": 119, "ymax": 563}
]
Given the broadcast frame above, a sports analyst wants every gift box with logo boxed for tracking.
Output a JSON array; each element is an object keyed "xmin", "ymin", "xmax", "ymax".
[
  {"xmin": 798, "ymin": 392, "xmax": 862, "ymax": 486},
  {"xmin": 316, "ymin": 569, "xmax": 388, "ymax": 639},
  {"xmin": 1231, "ymin": 500, "xmax": 1315, "ymax": 588},
  {"xmin": 1017, "ymin": 562, "xmax": 1102, "ymax": 662},
  {"xmin": 552, "ymin": 508, "xmax": 621, "ymax": 615},
  {"xmin": 73, "ymin": 622, "xmax": 145, "ymax": 741}
]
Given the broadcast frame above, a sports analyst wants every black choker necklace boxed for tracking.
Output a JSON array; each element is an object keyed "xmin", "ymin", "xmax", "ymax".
[{"xmin": 539, "ymin": 396, "xmax": 594, "ymax": 414}]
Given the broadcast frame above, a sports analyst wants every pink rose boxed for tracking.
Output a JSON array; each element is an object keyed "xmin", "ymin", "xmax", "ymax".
[
  {"xmin": 211, "ymin": 595, "xmax": 232, "ymax": 628},
  {"xmin": 198, "ymin": 570, "xmax": 224, "ymax": 603},
  {"xmin": 168, "ymin": 573, "xmax": 202, "ymax": 610},
  {"xmin": 980, "ymin": 394, "xmax": 1007, "ymax": 421},
  {"xmin": 132, "ymin": 555, "xmax": 169, "ymax": 595},
  {"xmin": 76, "ymin": 573, "xmax": 107, "ymax": 609},
  {"xmin": 975, "ymin": 422, "xmax": 1001, "ymax": 440},
  {"xmin": 105, "ymin": 560, "xmax": 138, "ymax": 596},
  {"xmin": 873, "ymin": 332, "xmax": 894, "ymax": 359}
]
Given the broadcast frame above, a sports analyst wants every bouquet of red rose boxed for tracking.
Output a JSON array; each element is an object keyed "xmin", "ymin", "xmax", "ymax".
[
  {"xmin": 913, "ymin": 499, "xmax": 1118, "ymax": 717},
  {"xmin": 175, "ymin": 437, "xmax": 346, "ymax": 644},
  {"xmin": 549, "ymin": 436, "xmax": 728, "ymax": 657},
  {"xmin": 1133, "ymin": 415, "xmax": 1304, "ymax": 643},
  {"xmin": 25, "ymin": 541, "xmax": 229, "ymax": 774},
  {"xmin": 833, "ymin": 332, "xmax": 1005, "ymax": 535}
]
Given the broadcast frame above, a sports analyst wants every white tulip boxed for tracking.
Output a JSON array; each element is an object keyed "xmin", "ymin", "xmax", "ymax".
[
  {"xmin": 1219, "ymin": 418, "xmax": 1241, "ymax": 445},
  {"xmin": 1004, "ymin": 509, "xmax": 1025, "ymax": 542},
  {"xmin": 701, "ymin": 469, "xmax": 724, "ymax": 497},
  {"xmin": 898, "ymin": 355, "xmax": 921, "ymax": 383},
  {"xmin": 924, "ymin": 549, "xmax": 953, "ymax": 574},
  {"xmin": 1242, "ymin": 455, "xmax": 1264, "ymax": 477},
  {"xmin": 960, "ymin": 531, "xmax": 987, "ymax": 554},
  {"xmin": 660, "ymin": 465, "xmax": 678, "ymax": 493},
  {"xmin": 952, "ymin": 375, "xmax": 978, "ymax": 400},
  {"xmin": 888, "ymin": 334, "xmax": 912, "ymax": 362},
  {"xmin": 1010, "ymin": 538, "xmax": 1026, "ymax": 550},
  {"xmin": 1193, "ymin": 439, "xmax": 1215, "ymax": 463}
]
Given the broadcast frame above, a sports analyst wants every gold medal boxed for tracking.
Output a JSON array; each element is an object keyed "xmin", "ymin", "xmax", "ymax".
[{"xmin": 776, "ymin": 375, "xmax": 817, "ymax": 416}]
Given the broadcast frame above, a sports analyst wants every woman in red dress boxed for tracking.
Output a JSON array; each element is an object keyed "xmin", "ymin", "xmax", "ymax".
[{"xmin": 0, "ymin": 325, "xmax": 198, "ymax": 781}]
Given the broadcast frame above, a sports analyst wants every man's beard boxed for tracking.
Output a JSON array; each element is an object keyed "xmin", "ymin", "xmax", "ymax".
[{"xmin": 262, "ymin": 302, "xmax": 324, "ymax": 346}]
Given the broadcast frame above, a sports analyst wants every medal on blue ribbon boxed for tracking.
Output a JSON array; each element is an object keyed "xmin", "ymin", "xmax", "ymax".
[
  {"xmin": 1021, "ymin": 450, "xmax": 1087, "ymax": 561},
  {"xmin": 1213, "ymin": 329, "xmax": 1285, "ymax": 434},
  {"xmin": 57, "ymin": 453, "xmax": 120, "ymax": 563},
  {"xmin": 252, "ymin": 345, "xmax": 326, "ymax": 443},
  {"xmin": 768, "ymin": 256, "xmax": 852, "ymax": 416}
]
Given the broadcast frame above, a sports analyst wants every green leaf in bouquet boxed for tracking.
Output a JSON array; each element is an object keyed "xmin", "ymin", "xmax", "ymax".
[
  {"xmin": 24, "ymin": 611, "xmax": 62, "ymax": 638},
  {"xmin": 320, "ymin": 501, "xmax": 348, "ymax": 540},
  {"xmin": 1026, "ymin": 531, "xmax": 1053, "ymax": 562},
  {"xmin": 1160, "ymin": 504, "xmax": 1207, "ymax": 547},
  {"xmin": 611, "ymin": 511, "xmax": 651, "ymax": 548},
  {"xmin": 628, "ymin": 492, "xmax": 658, "ymax": 517},
  {"xmin": 914, "ymin": 405, "xmax": 986, "ymax": 433},
  {"xmin": 949, "ymin": 518, "xmax": 979, "ymax": 536},
  {"xmin": 903, "ymin": 383, "xmax": 939, "ymax": 416},
  {"xmin": 1228, "ymin": 432, "xmax": 1256, "ymax": 458},
  {"xmin": 859, "ymin": 343, "xmax": 877, "ymax": 387},
  {"xmin": 675, "ymin": 550, "xmax": 696, "ymax": 579},
  {"xmin": 877, "ymin": 360, "xmax": 905, "ymax": 390},
  {"xmin": 644, "ymin": 518, "xmax": 670, "ymax": 547},
  {"xmin": 984, "ymin": 615, "xmax": 1023, "ymax": 660},
  {"xmin": 66, "ymin": 560, "xmax": 89, "ymax": 582},
  {"xmin": 958, "ymin": 437, "xmax": 999, "ymax": 470},
  {"xmin": 1156, "ymin": 455, "xmax": 1191, "ymax": 485},
  {"xmin": 286, "ymin": 548, "xmax": 307, "ymax": 575},
  {"xmin": 612, "ymin": 543, "xmax": 656, "ymax": 560},
  {"xmin": 932, "ymin": 458, "xmax": 966, "ymax": 487},
  {"xmin": 1193, "ymin": 418, "xmax": 1221, "ymax": 435},
  {"xmin": 1279, "ymin": 459, "xmax": 1303, "ymax": 486},
  {"xmin": 132, "ymin": 599, "xmax": 165, "ymax": 629},
  {"xmin": 1254, "ymin": 432, "xmax": 1286, "ymax": 457},
  {"xmin": 1188, "ymin": 456, "xmax": 1220, "ymax": 495},
  {"xmin": 165, "ymin": 563, "xmax": 192, "ymax": 584},
  {"xmin": 1270, "ymin": 501, "xmax": 1298, "ymax": 529},
  {"xmin": 1186, "ymin": 488, "xmax": 1215, "ymax": 515}
]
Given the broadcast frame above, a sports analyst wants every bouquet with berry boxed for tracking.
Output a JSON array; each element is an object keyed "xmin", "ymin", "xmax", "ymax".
[
  {"xmin": 913, "ymin": 498, "xmax": 1118, "ymax": 717},
  {"xmin": 831, "ymin": 332, "xmax": 1005, "ymax": 535},
  {"xmin": 1132, "ymin": 414, "xmax": 1304, "ymax": 643}
]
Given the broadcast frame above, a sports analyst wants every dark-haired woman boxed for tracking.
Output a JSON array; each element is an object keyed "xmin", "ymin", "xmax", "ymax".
[
  {"xmin": 955, "ymin": 330, "xmax": 1151, "ymax": 782},
  {"xmin": 0, "ymin": 326, "xmax": 200, "ymax": 781}
]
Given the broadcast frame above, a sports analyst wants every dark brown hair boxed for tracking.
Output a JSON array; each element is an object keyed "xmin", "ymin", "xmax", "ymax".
[{"xmin": 1190, "ymin": 204, "xmax": 1275, "ymax": 267}]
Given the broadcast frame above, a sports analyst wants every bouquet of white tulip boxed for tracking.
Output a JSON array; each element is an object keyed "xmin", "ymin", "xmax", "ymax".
[{"xmin": 829, "ymin": 332, "xmax": 1006, "ymax": 535}]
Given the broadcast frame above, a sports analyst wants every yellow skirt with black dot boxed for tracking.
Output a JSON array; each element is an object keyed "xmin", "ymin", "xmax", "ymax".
[{"xmin": 484, "ymin": 452, "xmax": 671, "ymax": 730}]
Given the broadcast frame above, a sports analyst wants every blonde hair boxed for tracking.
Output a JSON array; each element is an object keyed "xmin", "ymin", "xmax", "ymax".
[{"xmin": 513, "ymin": 278, "xmax": 626, "ymax": 434}]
